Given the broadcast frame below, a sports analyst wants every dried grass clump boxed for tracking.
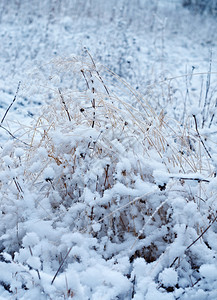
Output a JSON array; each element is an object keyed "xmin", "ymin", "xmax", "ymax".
[
  {"xmin": 22, "ymin": 55, "xmax": 212, "ymax": 243},
  {"xmin": 0, "ymin": 53, "xmax": 215, "ymax": 298}
]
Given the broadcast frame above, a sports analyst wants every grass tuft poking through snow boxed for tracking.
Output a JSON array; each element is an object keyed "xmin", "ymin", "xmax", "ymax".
[{"xmin": 0, "ymin": 53, "xmax": 217, "ymax": 299}]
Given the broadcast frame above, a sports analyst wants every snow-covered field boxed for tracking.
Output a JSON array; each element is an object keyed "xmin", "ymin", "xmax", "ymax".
[{"xmin": 1, "ymin": 1, "xmax": 217, "ymax": 299}]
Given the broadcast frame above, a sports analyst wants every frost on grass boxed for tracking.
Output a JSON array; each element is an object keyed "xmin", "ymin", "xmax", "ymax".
[{"xmin": 0, "ymin": 55, "xmax": 217, "ymax": 299}]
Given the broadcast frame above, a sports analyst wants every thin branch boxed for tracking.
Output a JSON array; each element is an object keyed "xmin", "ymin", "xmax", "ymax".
[
  {"xmin": 28, "ymin": 246, "xmax": 41, "ymax": 280},
  {"xmin": 0, "ymin": 124, "xmax": 31, "ymax": 147},
  {"xmin": 0, "ymin": 81, "xmax": 31, "ymax": 147},
  {"xmin": 202, "ymin": 50, "xmax": 212, "ymax": 128},
  {"xmin": 51, "ymin": 246, "xmax": 73, "ymax": 285},
  {"xmin": 81, "ymin": 69, "xmax": 89, "ymax": 89},
  {"xmin": 186, "ymin": 215, "xmax": 217, "ymax": 250},
  {"xmin": 192, "ymin": 114, "xmax": 212, "ymax": 159},
  {"xmin": 13, "ymin": 177, "xmax": 23, "ymax": 193},
  {"xmin": 90, "ymin": 75, "xmax": 96, "ymax": 128},
  {"xmin": 84, "ymin": 48, "xmax": 110, "ymax": 95},
  {"xmin": 131, "ymin": 275, "xmax": 136, "ymax": 298},
  {"xmin": 58, "ymin": 88, "xmax": 71, "ymax": 122},
  {"xmin": 209, "ymin": 98, "xmax": 217, "ymax": 128},
  {"xmin": 1, "ymin": 81, "xmax": 21, "ymax": 124},
  {"xmin": 170, "ymin": 176, "xmax": 210, "ymax": 183},
  {"xmin": 182, "ymin": 66, "xmax": 189, "ymax": 124},
  {"xmin": 170, "ymin": 214, "xmax": 217, "ymax": 268}
]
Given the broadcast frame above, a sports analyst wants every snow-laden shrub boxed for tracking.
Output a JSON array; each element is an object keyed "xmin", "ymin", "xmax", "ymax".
[{"xmin": 0, "ymin": 54, "xmax": 216, "ymax": 299}]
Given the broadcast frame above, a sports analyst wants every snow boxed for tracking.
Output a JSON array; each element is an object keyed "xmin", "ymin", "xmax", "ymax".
[
  {"xmin": 92, "ymin": 222, "xmax": 101, "ymax": 232},
  {"xmin": 1, "ymin": 0, "xmax": 217, "ymax": 299},
  {"xmin": 159, "ymin": 268, "xmax": 178, "ymax": 288},
  {"xmin": 27, "ymin": 256, "xmax": 41, "ymax": 270},
  {"xmin": 14, "ymin": 147, "xmax": 25, "ymax": 157},
  {"xmin": 200, "ymin": 264, "xmax": 217, "ymax": 281},
  {"xmin": 43, "ymin": 166, "xmax": 55, "ymax": 181}
]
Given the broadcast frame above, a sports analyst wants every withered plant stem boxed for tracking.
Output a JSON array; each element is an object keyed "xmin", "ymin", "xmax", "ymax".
[
  {"xmin": 0, "ymin": 124, "xmax": 31, "ymax": 146},
  {"xmin": 1, "ymin": 81, "xmax": 21, "ymax": 124},
  {"xmin": 58, "ymin": 88, "xmax": 71, "ymax": 122},
  {"xmin": 192, "ymin": 114, "xmax": 212, "ymax": 159},
  {"xmin": 170, "ymin": 214, "xmax": 217, "ymax": 268}
]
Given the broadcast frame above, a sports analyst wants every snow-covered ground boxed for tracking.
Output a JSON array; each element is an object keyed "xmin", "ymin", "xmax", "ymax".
[{"xmin": 1, "ymin": 1, "xmax": 217, "ymax": 299}]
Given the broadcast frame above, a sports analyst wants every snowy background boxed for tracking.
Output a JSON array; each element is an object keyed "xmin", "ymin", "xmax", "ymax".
[
  {"xmin": 1, "ymin": 0, "xmax": 217, "ymax": 128},
  {"xmin": 1, "ymin": 0, "xmax": 217, "ymax": 299}
]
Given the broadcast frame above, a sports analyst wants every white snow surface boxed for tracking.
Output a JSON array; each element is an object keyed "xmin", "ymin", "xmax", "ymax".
[{"xmin": 1, "ymin": 0, "xmax": 217, "ymax": 299}]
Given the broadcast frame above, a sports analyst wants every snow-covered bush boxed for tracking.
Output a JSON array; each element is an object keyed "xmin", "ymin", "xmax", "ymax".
[{"xmin": 0, "ymin": 53, "xmax": 217, "ymax": 299}]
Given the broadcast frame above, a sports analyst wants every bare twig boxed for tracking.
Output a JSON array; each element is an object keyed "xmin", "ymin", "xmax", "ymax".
[
  {"xmin": 192, "ymin": 278, "xmax": 201, "ymax": 287},
  {"xmin": 202, "ymin": 50, "xmax": 212, "ymax": 128},
  {"xmin": 0, "ymin": 81, "xmax": 31, "ymax": 147},
  {"xmin": 170, "ymin": 176, "xmax": 210, "ymax": 183},
  {"xmin": 0, "ymin": 124, "xmax": 31, "ymax": 147},
  {"xmin": 58, "ymin": 88, "xmax": 71, "ymax": 122},
  {"xmin": 51, "ymin": 246, "xmax": 73, "ymax": 285},
  {"xmin": 28, "ymin": 246, "xmax": 41, "ymax": 280},
  {"xmin": 170, "ymin": 214, "xmax": 217, "ymax": 268},
  {"xmin": 84, "ymin": 48, "xmax": 110, "ymax": 95},
  {"xmin": 131, "ymin": 275, "xmax": 136, "ymax": 298},
  {"xmin": 1, "ymin": 81, "xmax": 21, "ymax": 124},
  {"xmin": 199, "ymin": 76, "xmax": 203, "ymax": 107},
  {"xmin": 81, "ymin": 69, "xmax": 90, "ymax": 89},
  {"xmin": 90, "ymin": 75, "xmax": 96, "ymax": 128},
  {"xmin": 13, "ymin": 177, "xmax": 23, "ymax": 193},
  {"xmin": 182, "ymin": 66, "xmax": 189, "ymax": 124},
  {"xmin": 186, "ymin": 215, "xmax": 217, "ymax": 250},
  {"xmin": 192, "ymin": 114, "xmax": 212, "ymax": 159},
  {"xmin": 209, "ymin": 98, "xmax": 217, "ymax": 128},
  {"xmin": 29, "ymin": 246, "xmax": 33, "ymax": 256}
]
